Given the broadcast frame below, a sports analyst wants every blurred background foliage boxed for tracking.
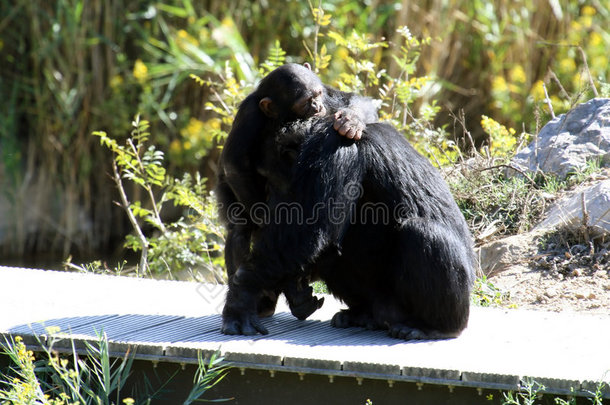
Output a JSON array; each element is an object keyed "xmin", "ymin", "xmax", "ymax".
[{"xmin": 0, "ymin": 0, "xmax": 608, "ymax": 265}]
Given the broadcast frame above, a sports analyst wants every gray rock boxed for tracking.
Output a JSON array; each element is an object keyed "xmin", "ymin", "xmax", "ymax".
[
  {"xmin": 478, "ymin": 179, "xmax": 610, "ymax": 275},
  {"xmin": 476, "ymin": 231, "xmax": 543, "ymax": 276},
  {"xmin": 534, "ymin": 179, "xmax": 610, "ymax": 239},
  {"xmin": 512, "ymin": 98, "xmax": 610, "ymax": 178}
]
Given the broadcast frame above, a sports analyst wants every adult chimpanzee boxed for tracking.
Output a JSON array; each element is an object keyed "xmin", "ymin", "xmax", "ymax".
[
  {"xmin": 221, "ymin": 117, "xmax": 476, "ymax": 340},
  {"xmin": 215, "ymin": 64, "xmax": 378, "ymax": 320}
]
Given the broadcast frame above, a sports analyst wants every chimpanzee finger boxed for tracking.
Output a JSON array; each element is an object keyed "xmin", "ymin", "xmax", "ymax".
[
  {"xmin": 239, "ymin": 322, "xmax": 259, "ymax": 335},
  {"xmin": 333, "ymin": 116, "xmax": 348, "ymax": 133},
  {"xmin": 336, "ymin": 120, "xmax": 356, "ymax": 137},
  {"xmin": 237, "ymin": 315, "xmax": 268, "ymax": 335},
  {"xmin": 221, "ymin": 319, "xmax": 241, "ymax": 335},
  {"xmin": 344, "ymin": 126, "xmax": 356, "ymax": 139},
  {"xmin": 251, "ymin": 317, "xmax": 269, "ymax": 335}
]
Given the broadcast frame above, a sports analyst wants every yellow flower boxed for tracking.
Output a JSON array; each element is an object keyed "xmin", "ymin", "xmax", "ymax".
[
  {"xmin": 509, "ymin": 65, "xmax": 526, "ymax": 84},
  {"xmin": 221, "ymin": 17, "xmax": 235, "ymax": 28},
  {"xmin": 589, "ymin": 32, "xmax": 603, "ymax": 47},
  {"xmin": 530, "ymin": 80, "xmax": 545, "ymax": 101},
  {"xmin": 582, "ymin": 5, "xmax": 596, "ymax": 16},
  {"xmin": 170, "ymin": 139, "xmax": 182, "ymax": 154},
  {"xmin": 336, "ymin": 47, "xmax": 349, "ymax": 61},
  {"xmin": 206, "ymin": 117, "xmax": 221, "ymax": 131},
  {"xmin": 182, "ymin": 117, "xmax": 205, "ymax": 141},
  {"xmin": 177, "ymin": 29, "xmax": 198, "ymax": 47},
  {"xmin": 580, "ymin": 15, "xmax": 593, "ymax": 28},
  {"xmin": 133, "ymin": 59, "xmax": 148, "ymax": 82},
  {"xmin": 492, "ymin": 76, "xmax": 508, "ymax": 93},
  {"xmin": 481, "ymin": 115, "xmax": 516, "ymax": 156},
  {"xmin": 408, "ymin": 76, "xmax": 430, "ymax": 90},
  {"xmin": 559, "ymin": 58, "xmax": 576, "ymax": 74},
  {"xmin": 225, "ymin": 76, "xmax": 241, "ymax": 98},
  {"xmin": 508, "ymin": 83, "xmax": 520, "ymax": 94}
]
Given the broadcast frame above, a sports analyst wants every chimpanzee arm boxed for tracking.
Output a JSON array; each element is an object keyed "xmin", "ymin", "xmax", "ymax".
[
  {"xmin": 218, "ymin": 95, "xmax": 268, "ymax": 212},
  {"xmin": 325, "ymin": 86, "xmax": 378, "ymax": 122},
  {"xmin": 220, "ymin": 119, "xmax": 363, "ymax": 336}
]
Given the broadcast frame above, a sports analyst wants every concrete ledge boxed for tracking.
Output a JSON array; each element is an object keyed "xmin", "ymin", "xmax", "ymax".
[{"xmin": 1, "ymin": 266, "xmax": 609, "ymax": 398}]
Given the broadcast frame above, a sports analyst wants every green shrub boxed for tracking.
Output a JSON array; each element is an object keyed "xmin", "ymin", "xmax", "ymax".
[
  {"xmin": 0, "ymin": 333, "xmax": 229, "ymax": 404},
  {"xmin": 93, "ymin": 116, "xmax": 225, "ymax": 280}
]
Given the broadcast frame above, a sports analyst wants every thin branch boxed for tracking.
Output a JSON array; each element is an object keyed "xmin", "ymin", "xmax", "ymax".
[
  {"xmin": 307, "ymin": 0, "xmax": 323, "ymax": 71},
  {"xmin": 112, "ymin": 160, "xmax": 148, "ymax": 274},
  {"xmin": 577, "ymin": 46, "xmax": 599, "ymax": 97},
  {"xmin": 477, "ymin": 164, "xmax": 537, "ymax": 186},
  {"xmin": 542, "ymin": 83, "xmax": 555, "ymax": 119},
  {"xmin": 580, "ymin": 192, "xmax": 590, "ymax": 245},
  {"xmin": 127, "ymin": 138, "xmax": 166, "ymax": 233},
  {"xmin": 537, "ymin": 42, "xmax": 599, "ymax": 97},
  {"xmin": 547, "ymin": 68, "xmax": 570, "ymax": 100},
  {"xmin": 210, "ymin": 86, "xmax": 232, "ymax": 116}
]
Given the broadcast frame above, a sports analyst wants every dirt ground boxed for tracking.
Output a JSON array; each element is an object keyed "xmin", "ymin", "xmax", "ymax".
[
  {"xmin": 481, "ymin": 168, "xmax": 610, "ymax": 314},
  {"xmin": 490, "ymin": 262, "xmax": 610, "ymax": 314}
]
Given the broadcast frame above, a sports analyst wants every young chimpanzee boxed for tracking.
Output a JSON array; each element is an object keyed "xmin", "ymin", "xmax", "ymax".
[
  {"xmin": 221, "ymin": 118, "xmax": 476, "ymax": 340},
  {"xmin": 215, "ymin": 64, "xmax": 378, "ymax": 321}
]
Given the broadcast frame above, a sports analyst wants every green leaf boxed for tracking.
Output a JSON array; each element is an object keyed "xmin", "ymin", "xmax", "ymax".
[{"xmin": 259, "ymin": 40, "xmax": 286, "ymax": 75}]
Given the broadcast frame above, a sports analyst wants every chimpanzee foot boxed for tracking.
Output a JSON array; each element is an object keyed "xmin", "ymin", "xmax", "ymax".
[
  {"xmin": 221, "ymin": 312, "xmax": 269, "ymax": 336},
  {"xmin": 388, "ymin": 324, "xmax": 458, "ymax": 341},
  {"xmin": 330, "ymin": 309, "xmax": 376, "ymax": 329},
  {"xmin": 330, "ymin": 310, "xmax": 351, "ymax": 328},
  {"xmin": 290, "ymin": 296, "xmax": 324, "ymax": 320},
  {"xmin": 257, "ymin": 290, "xmax": 280, "ymax": 318}
]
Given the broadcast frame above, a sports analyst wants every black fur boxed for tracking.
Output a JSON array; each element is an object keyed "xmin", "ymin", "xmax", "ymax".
[
  {"xmin": 216, "ymin": 64, "xmax": 377, "ymax": 326},
  {"xmin": 221, "ymin": 118, "xmax": 476, "ymax": 339}
]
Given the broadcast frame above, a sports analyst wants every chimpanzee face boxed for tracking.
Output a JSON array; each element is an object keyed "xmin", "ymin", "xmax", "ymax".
[
  {"xmin": 291, "ymin": 84, "xmax": 326, "ymax": 118},
  {"xmin": 258, "ymin": 64, "xmax": 327, "ymax": 120}
]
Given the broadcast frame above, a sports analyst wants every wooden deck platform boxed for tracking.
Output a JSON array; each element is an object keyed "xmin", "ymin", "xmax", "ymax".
[{"xmin": 1, "ymin": 266, "xmax": 609, "ymax": 402}]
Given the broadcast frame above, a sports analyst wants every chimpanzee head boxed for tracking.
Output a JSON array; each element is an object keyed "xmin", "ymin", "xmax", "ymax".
[{"xmin": 257, "ymin": 63, "xmax": 327, "ymax": 122}]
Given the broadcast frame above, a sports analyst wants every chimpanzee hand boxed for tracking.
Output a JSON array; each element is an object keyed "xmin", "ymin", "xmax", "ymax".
[
  {"xmin": 283, "ymin": 279, "xmax": 325, "ymax": 320},
  {"xmin": 333, "ymin": 109, "xmax": 366, "ymax": 141},
  {"xmin": 289, "ymin": 295, "xmax": 325, "ymax": 321},
  {"xmin": 221, "ymin": 311, "xmax": 269, "ymax": 335}
]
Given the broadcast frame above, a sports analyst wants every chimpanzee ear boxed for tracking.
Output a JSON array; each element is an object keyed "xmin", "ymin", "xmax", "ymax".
[
  {"xmin": 259, "ymin": 97, "xmax": 276, "ymax": 118},
  {"xmin": 303, "ymin": 62, "xmax": 312, "ymax": 70}
]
